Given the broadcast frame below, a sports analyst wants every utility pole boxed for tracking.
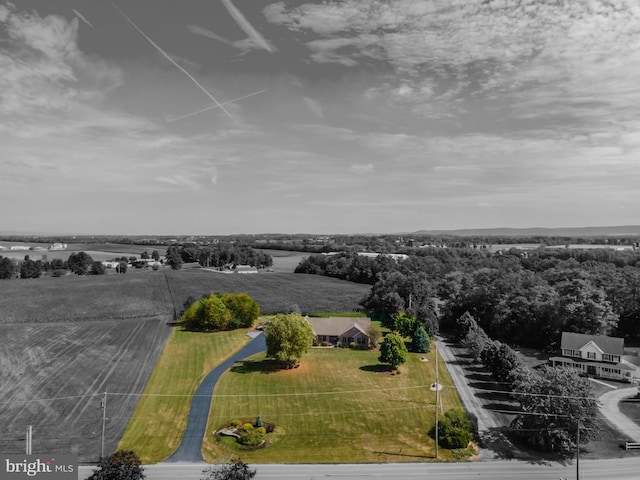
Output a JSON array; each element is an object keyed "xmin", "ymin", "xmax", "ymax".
[
  {"xmin": 101, "ymin": 390, "xmax": 107, "ymax": 459},
  {"xmin": 435, "ymin": 341, "xmax": 439, "ymax": 460},
  {"xmin": 576, "ymin": 417, "xmax": 580, "ymax": 480},
  {"xmin": 26, "ymin": 425, "xmax": 32, "ymax": 454}
]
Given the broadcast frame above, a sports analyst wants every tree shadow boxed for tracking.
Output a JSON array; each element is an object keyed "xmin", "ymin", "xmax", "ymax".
[
  {"xmin": 359, "ymin": 364, "xmax": 393, "ymax": 373},
  {"xmin": 230, "ymin": 359, "xmax": 282, "ymax": 374}
]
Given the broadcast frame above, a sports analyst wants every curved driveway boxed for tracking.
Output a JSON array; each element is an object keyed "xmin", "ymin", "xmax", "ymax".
[
  {"xmin": 166, "ymin": 332, "xmax": 266, "ymax": 462},
  {"xmin": 599, "ymin": 386, "xmax": 640, "ymax": 442}
]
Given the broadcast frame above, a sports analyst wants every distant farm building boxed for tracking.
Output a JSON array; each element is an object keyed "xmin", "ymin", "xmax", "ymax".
[
  {"xmin": 234, "ymin": 265, "xmax": 258, "ymax": 274},
  {"xmin": 49, "ymin": 243, "xmax": 67, "ymax": 250}
]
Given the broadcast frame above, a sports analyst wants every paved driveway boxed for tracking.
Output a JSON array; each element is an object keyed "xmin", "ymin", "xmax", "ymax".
[{"xmin": 166, "ymin": 332, "xmax": 267, "ymax": 462}]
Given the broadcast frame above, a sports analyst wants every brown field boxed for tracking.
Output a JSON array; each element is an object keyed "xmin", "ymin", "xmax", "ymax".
[{"xmin": 0, "ymin": 317, "xmax": 171, "ymax": 461}]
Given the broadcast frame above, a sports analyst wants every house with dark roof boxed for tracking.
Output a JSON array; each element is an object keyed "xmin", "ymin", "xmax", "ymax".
[
  {"xmin": 549, "ymin": 332, "xmax": 638, "ymax": 382},
  {"xmin": 305, "ymin": 316, "xmax": 371, "ymax": 348}
]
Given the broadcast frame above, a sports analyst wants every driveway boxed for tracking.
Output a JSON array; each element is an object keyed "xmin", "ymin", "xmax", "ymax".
[
  {"xmin": 598, "ymin": 385, "xmax": 640, "ymax": 442},
  {"xmin": 165, "ymin": 332, "xmax": 267, "ymax": 462},
  {"xmin": 435, "ymin": 336, "xmax": 518, "ymax": 460}
]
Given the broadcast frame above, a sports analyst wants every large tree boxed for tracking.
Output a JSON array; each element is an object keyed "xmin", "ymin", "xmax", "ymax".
[
  {"xmin": 87, "ymin": 450, "xmax": 145, "ymax": 480},
  {"xmin": 181, "ymin": 293, "xmax": 260, "ymax": 331},
  {"xmin": 511, "ymin": 365, "xmax": 599, "ymax": 454},
  {"xmin": 67, "ymin": 251, "xmax": 94, "ymax": 275},
  {"xmin": 0, "ymin": 256, "xmax": 16, "ymax": 279},
  {"xmin": 264, "ymin": 313, "xmax": 314, "ymax": 368},
  {"xmin": 165, "ymin": 246, "xmax": 183, "ymax": 270},
  {"xmin": 378, "ymin": 332, "xmax": 408, "ymax": 370}
]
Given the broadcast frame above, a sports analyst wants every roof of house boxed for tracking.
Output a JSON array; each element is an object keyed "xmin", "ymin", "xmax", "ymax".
[
  {"xmin": 561, "ymin": 332, "xmax": 624, "ymax": 356},
  {"xmin": 305, "ymin": 316, "xmax": 371, "ymax": 337}
]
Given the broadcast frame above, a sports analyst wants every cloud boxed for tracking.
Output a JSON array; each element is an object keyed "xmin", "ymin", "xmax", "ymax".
[
  {"xmin": 350, "ymin": 163, "xmax": 374, "ymax": 175},
  {"xmin": 302, "ymin": 96, "xmax": 323, "ymax": 118},
  {"xmin": 0, "ymin": 5, "xmax": 121, "ymax": 114},
  {"xmin": 266, "ymin": 1, "xmax": 640, "ymax": 124}
]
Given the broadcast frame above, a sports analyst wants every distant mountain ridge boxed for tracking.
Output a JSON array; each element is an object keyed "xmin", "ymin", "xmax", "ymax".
[{"xmin": 409, "ymin": 225, "xmax": 640, "ymax": 237}]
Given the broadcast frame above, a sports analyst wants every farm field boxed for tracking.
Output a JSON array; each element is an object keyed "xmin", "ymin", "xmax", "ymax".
[
  {"xmin": 201, "ymin": 346, "xmax": 467, "ymax": 463},
  {"xmin": 0, "ymin": 317, "xmax": 171, "ymax": 462},
  {"xmin": 117, "ymin": 328, "xmax": 252, "ymax": 463},
  {"xmin": 0, "ymin": 242, "xmax": 156, "ymax": 262},
  {"xmin": 0, "ymin": 270, "xmax": 371, "ymax": 323}
]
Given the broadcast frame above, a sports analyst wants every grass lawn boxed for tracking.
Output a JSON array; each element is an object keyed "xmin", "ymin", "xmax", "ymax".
[
  {"xmin": 201, "ymin": 345, "xmax": 469, "ymax": 463},
  {"xmin": 117, "ymin": 327, "xmax": 252, "ymax": 463}
]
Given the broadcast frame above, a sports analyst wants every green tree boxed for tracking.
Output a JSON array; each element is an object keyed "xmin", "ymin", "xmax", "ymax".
[
  {"xmin": 437, "ymin": 408, "xmax": 474, "ymax": 449},
  {"xmin": 151, "ymin": 250, "xmax": 160, "ymax": 261},
  {"xmin": 411, "ymin": 325, "xmax": 430, "ymax": 353},
  {"xmin": 181, "ymin": 293, "xmax": 260, "ymax": 331},
  {"xmin": 90, "ymin": 261, "xmax": 106, "ymax": 275},
  {"xmin": 0, "ymin": 257, "xmax": 16, "ymax": 279},
  {"xmin": 264, "ymin": 313, "xmax": 315, "ymax": 368},
  {"xmin": 378, "ymin": 332, "xmax": 408, "ymax": 370},
  {"xmin": 20, "ymin": 258, "xmax": 42, "ymax": 279},
  {"xmin": 219, "ymin": 293, "xmax": 260, "ymax": 328},
  {"xmin": 392, "ymin": 311, "xmax": 419, "ymax": 338},
  {"xmin": 87, "ymin": 450, "xmax": 145, "ymax": 480},
  {"xmin": 200, "ymin": 458, "xmax": 256, "ymax": 480},
  {"xmin": 182, "ymin": 294, "xmax": 231, "ymax": 330},
  {"xmin": 511, "ymin": 365, "xmax": 599, "ymax": 454},
  {"xmin": 165, "ymin": 246, "xmax": 183, "ymax": 270},
  {"xmin": 67, "ymin": 251, "xmax": 93, "ymax": 275},
  {"xmin": 116, "ymin": 262, "xmax": 127, "ymax": 274}
]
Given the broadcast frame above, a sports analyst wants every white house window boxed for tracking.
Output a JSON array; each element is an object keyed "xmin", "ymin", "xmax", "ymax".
[
  {"xmin": 602, "ymin": 354, "xmax": 620, "ymax": 363},
  {"xmin": 564, "ymin": 349, "xmax": 581, "ymax": 357},
  {"xmin": 587, "ymin": 352, "xmax": 596, "ymax": 360}
]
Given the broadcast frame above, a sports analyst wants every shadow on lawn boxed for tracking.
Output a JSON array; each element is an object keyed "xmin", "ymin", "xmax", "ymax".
[
  {"xmin": 359, "ymin": 364, "xmax": 393, "ymax": 373},
  {"xmin": 230, "ymin": 359, "xmax": 283, "ymax": 374}
]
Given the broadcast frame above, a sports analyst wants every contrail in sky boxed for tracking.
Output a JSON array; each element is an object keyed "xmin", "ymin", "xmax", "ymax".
[
  {"xmin": 111, "ymin": 3, "xmax": 236, "ymax": 123},
  {"xmin": 221, "ymin": 0, "xmax": 277, "ymax": 53},
  {"xmin": 72, "ymin": 8, "xmax": 95, "ymax": 28},
  {"xmin": 166, "ymin": 89, "xmax": 268, "ymax": 123},
  {"xmin": 188, "ymin": 24, "xmax": 236, "ymax": 49}
]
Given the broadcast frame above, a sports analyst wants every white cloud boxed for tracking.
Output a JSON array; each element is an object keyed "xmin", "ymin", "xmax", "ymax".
[{"xmin": 350, "ymin": 163, "xmax": 374, "ymax": 175}]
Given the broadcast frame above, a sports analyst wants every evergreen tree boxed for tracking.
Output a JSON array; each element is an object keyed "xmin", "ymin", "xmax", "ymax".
[{"xmin": 411, "ymin": 325, "xmax": 430, "ymax": 353}]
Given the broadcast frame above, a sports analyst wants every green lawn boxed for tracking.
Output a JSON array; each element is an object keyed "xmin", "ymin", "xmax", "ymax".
[
  {"xmin": 117, "ymin": 327, "xmax": 252, "ymax": 463},
  {"xmin": 202, "ymin": 345, "xmax": 469, "ymax": 463}
]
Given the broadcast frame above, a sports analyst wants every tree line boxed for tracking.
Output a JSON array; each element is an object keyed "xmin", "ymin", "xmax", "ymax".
[
  {"xmin": 295, "ymin": 247, "xmax": 640, "ymax": 345},
  {"xmin": 163, "ymin": 243, "xmax": 272, "ymax": 270}
]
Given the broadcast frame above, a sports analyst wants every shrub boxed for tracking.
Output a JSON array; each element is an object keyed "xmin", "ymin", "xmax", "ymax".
[
  {"xmin": 243, "ymin": 423, "xmax": 254, "ymax": 431},
  {"xmin": 437, "ymin": 408, "xmax": 474, "ymax": 449},
  {"xmin": 237, "ymin": 430, "xmax": 265, "ymax": 447},
  {"xmin": 231, "ymin": 419, "xmax": 242, "ymax": 428},
  {"xmin": 256, "ymin": 427, "xmax": 266, "ymax": 435}
]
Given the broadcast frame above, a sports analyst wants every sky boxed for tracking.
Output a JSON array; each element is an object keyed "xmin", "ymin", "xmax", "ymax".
[{"xmin": 2, "ymin": 0, "xmax": 640, "ymax": 235}]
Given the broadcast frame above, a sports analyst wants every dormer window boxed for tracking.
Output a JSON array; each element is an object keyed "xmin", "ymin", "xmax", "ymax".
[{"xmin": 587, "ymin": 352, "xmax": 596, "ymax": 360}]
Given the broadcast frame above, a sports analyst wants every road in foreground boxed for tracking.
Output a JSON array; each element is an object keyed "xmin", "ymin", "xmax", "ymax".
[{"xmin": 78, "ymin": 457, "xmax": 640, "ymax": 480}]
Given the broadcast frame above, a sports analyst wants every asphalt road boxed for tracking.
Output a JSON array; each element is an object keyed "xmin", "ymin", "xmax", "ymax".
[
  {"xmin": 78, "ymin": 457, "xmax": 640, "ymax": 480},
  {"xmin": 165, "ymin": 332, "xmax": 267, "ymax": 462}
]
